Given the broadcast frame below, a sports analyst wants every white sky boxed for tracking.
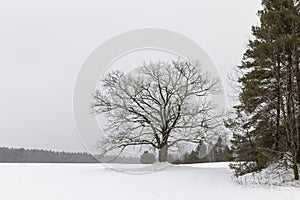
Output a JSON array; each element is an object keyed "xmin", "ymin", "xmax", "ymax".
[{"xmin": 0, "ymin": 0, "xmax": 261, "ymax": 152}]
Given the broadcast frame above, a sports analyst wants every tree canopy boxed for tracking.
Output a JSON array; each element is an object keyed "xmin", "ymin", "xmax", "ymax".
[{"xmin": 93, "ymin": 60, "xmax": 220, "ymax": 162}]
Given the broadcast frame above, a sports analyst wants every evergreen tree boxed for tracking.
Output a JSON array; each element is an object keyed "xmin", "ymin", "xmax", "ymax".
[
  {"xmin": 197, "ymin": 142, "xmax": 209, "ymax": 162},
  {"xmin": 182, "ymin": 150, "xmax": 200, "ymax": 164},
  {"xmin": 228, "ymin": 0, "xmax": 300, "ymax": 180}
]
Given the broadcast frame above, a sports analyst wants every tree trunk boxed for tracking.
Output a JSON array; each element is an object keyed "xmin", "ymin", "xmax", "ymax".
[
  {"xmin": 295, "ymin": 56, "xmax": 300, "ymax": 162},
  {"xmin": 158, "ymin": 144, "xmax": 168, "ymax": 162},
  {"xmin": 275, "ymin": 56, "xmax": 281, "ymax": 151},
  {"xmin": 293, "ymin": 158, "xmax": 299, "ymax": 180}
]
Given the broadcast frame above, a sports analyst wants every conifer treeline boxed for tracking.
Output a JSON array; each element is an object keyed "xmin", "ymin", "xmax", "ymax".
[
  {"xmin": 0, "ymin": 147, "xmax": 98, "ymax": 163},
  {"xmin": 0, "ymin": 147, "xmax": 141, "ymax": 163},
  {"xmin": 226, "ymin": 0, "xmax": 300, "ymax": 180}
]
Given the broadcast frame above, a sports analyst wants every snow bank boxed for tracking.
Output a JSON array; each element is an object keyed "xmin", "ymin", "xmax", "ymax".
[{"xmin": 235, "ymin": 163, "xmax": 300, "ymax": 187}]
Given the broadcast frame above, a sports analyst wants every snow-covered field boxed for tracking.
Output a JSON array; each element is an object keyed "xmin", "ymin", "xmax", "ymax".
[{"xmin": 0, "ymin": 162, "xmax": 299, "ymax": 200}]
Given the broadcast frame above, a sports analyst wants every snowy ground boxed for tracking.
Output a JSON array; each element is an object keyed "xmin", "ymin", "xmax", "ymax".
[{"xmin": 0, "ymin": 162, "xmax": 299, "ymax": 200}]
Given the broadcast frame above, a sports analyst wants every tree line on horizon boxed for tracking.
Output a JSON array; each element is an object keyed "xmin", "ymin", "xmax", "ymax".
[
  {"xmin": 0, "ymin": 147, "xmax": 98, "ymax": 163},
  {"xmin": 140, "ymin": 137, "xmax": 231, "ymax": 164},
  {"xmin": 0, "ymin": 147, "xmax": 140, "ymax": 164}
]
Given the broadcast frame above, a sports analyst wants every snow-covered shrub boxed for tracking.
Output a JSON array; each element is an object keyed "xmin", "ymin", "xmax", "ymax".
[
  {"xmin": 229, "ymin": 161, "xmax": 258, "ymax": 177},
  {"xmin": 234, "ymin": 162, "xmax": 300, "ymax": 187}
]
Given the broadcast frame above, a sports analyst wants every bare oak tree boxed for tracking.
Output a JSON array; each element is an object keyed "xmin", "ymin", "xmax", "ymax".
[{"xmin": 93, "ymin": 60, "xmax": 220, "ymax": 162}]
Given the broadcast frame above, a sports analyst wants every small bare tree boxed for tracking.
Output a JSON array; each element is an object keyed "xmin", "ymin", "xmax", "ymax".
[{"xmin": 93, "ymin": 60, "xmax": 220, "ymax": 162}]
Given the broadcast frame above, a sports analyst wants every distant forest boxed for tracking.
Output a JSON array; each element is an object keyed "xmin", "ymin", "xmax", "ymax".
[
  {"xmin": 0, "ymin": 147, "xmax": 140, "ymax": 163},
  {"xmin": 0, "ymin": 145, "xmax": 230, "ymax": 164}
]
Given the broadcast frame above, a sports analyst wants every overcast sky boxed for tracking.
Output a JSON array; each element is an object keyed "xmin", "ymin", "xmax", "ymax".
[{"xmin": 0, "ymin": 0, "xmax": 261, "ymax": 152}]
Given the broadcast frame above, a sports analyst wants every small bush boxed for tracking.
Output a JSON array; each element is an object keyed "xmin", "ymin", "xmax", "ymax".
[
  {"xmin": 229, "ymin": 162, "xmax": 259, "ymax": 177},
  {"xmin": 140, "ymin": 151, "xmax": 156, "ymax": 164}
]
